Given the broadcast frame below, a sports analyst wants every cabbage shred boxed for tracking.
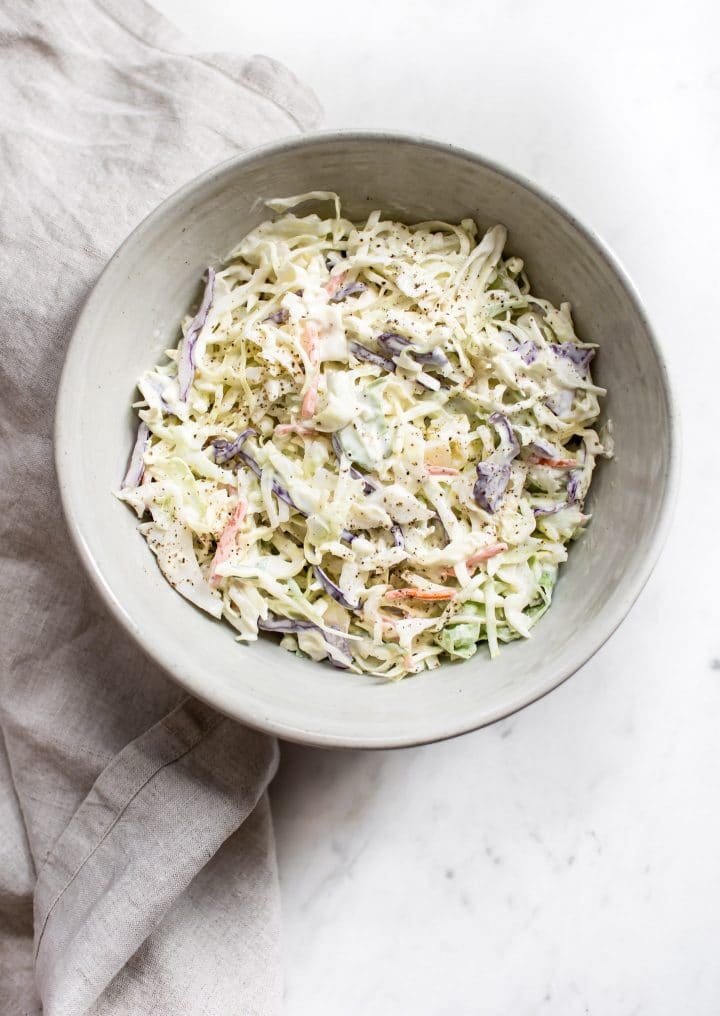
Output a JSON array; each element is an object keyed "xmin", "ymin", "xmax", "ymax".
[{"xmin": 117, "ymin": 194, "xmax": 611, "ymax": 679}]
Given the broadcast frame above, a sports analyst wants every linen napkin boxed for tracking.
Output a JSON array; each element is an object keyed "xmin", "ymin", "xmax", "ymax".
[{"xmin": 0, "ymin": 1, "xmax": 321, "ymax": 1013}]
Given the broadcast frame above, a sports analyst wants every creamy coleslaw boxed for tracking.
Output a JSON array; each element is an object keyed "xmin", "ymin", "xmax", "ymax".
[{"xmin": 117, "ymin": 193, "xmax": 611, "ymax": 678}]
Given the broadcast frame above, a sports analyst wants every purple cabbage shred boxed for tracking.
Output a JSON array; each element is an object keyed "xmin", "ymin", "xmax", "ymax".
[
  {"xmin": 178, "ymin": 267, "xmax": 215, "ymax": 401},
  {"xmin": 566, "ymin": 470, "xmax": 582, "ymax": 504},
  {"xmin": 264, "ymin": 308, "xmax": 289, "ymax": 325},
  {"xmin": 533, "ymin": 503, "xmax": 567, "ymax": 517},
  {"xmin": 331, "ymin": 432, "xmax": 375, "ymax": 493},
  {"xmin": 313, "ymin": 564, "xmax": 360, "ymax": 611},
  {"xmin": 377, "ymin": 332, "xmax": 449, "ymax": 372},
  {"xmin": 566, "ymin": 441, "xmax": 586, "ymax": 503},
  {"xmin": 550, "ymin": 343, "xmax": 595, "ymax": 376},
  {"xmin": 212, "ymin": 428, "xmax": 256, "ymax": 464},
  {"xmin": 121, "ymin": 420, "xmax": 150, "ymax": 488},
  {"xmin": 349, "ymin": 341, "xmax": 395, "ymax": 373},
  {"xmin": 377, "ymin": 332, "xmax": 410, "ymax": 358},
  {"xmin": 473, "ymin": 461, "xmax": 513, "ymax": 514},
  {"xmin": 258, "ymin": 614, "xmax": 352, "ymax": 669},
  {"xmin": 545, "ymin": 389, "xmax": 575, "ymax": 418},
  {"xmin": 329, "ymin": 281, "xmax": 366, "ymax": 303},
  {"xmin": 501, "ymin": 331, "xmax": 537, "ymax": 366},
  {"xmin": 473, "ymin": 414, "xmax": 519, "ymax": 513},
  {"xmin": 258, "ymin": 615, "xmax": 316, "ymax": 634}
]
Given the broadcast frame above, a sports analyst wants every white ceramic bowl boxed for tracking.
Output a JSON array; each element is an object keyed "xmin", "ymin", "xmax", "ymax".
[{"xmin": 55, "ymin": 132, "xmax": 678, "ymax": 748}]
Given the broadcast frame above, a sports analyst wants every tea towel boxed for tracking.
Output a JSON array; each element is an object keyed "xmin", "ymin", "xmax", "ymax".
[{"xmin": 0, "ymin": 1, "xmax": 321, "ymax": 1012}]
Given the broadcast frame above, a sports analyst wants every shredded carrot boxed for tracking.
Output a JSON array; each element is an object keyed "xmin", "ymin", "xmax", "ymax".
[
  {"xmin": 324, "ymin": 271, "xmax": 347, "ymax": 297},
  {"xmin": 385, "ymin": 587, "xmax": 456, "ymax": 602},
  {"xmin": 274, "ymin": 423, "xmax": 317, "ymax": 437},
  {"xmin": 210, "ymin": 498, "xmax": 247, "ymax": 587},
  {"xmin": 300, "ymin": 321, "xmax": 320, "ymax": 419},
  {"xmin": 441, "ymin": 542, "xmax": 508, "ymax": 579},
  {"xmin": 426, "ymin": 465, "xmax": 460, "ymax": 477},
  {"xmin": 465, "ymin": 543, "xmax": 508, "ymax": 568},
  {"xmin": 301, "ymin": 321, "xmax": 319, "ymax": 364},
  {"xmin": 528, "ymin": 455, "xmax": 576, "ymax": 468},
  {"xmin": 301, "ymin": 375, "xmax": 319, "ymax": 419}
]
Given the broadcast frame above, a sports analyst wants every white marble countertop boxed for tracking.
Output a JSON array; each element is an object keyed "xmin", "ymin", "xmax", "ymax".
[{"xmin": 153, "ymin": 1, "xmax": 719, "ymax": 1011}]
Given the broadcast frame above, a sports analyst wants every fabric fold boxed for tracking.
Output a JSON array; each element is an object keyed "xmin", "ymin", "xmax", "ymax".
[{"xmin": 34, "ymin": 699, "xmax": 279, "ymax": 1016}]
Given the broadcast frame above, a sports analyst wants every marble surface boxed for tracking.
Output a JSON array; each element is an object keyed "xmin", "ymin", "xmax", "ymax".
[{"xmin": 152, "ymin": 1, "xmax": 720, "ymax": 1011}]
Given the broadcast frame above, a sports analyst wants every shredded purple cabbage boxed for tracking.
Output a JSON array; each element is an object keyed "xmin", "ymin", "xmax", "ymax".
[
  {"xmin": 530, "ymin": 439, "xmax": 557, "ymax": 460},
  {"xmin": 377, "ymin": 331, "xmax": 449, "ymax": 371},
  {"xmin": 178, "ymin": 267, "xmax": 215, "ymax": 401},
  {"xmin": 236, "ymin": 448, "xmax": 261, "ymax": 479},
  {"xmin": 258, "ymin": 615, "xmax": 316, "ymax": 634},
  {"xmin": 567, "ymin": 470, "xmax": 583, "ymax": 504},
  {"xmin": 547, "ymin": 325, "xmax": 596, "ymax": 404},
  {"xmin": 519, "ymin": 340, "xmax": 538, "ymax": 365},
  {"xmin": 329, "ymin": 281, "xmax": 366, "ymax": 303},
  {"xmin": 473, "ymin": 461, "xmax": 513, "ymax": 514},
  {"xmin": 376, "ymin": 332, "xmax": 410, "ymax": 358},
  {"xmin": 430, "ymin": 513, "xmax": 450, "ymax": 547},
  {"xmin": 323, "ymin": 627, "xmax": 352, "ymax": 669},
  {"xmin": 272, "ymin": 475, "xmax": 300, "ymax": 508},
  {"xmin": 349, "ymin": 341, "xmax": 395, "ymax": 373},
  {"xmin": 551, "ymin": 342, "xmax": 595, "ymax": 376},
  {"xmin": 331, "ymin": 433, "xmax": 375, "ymax": 493},
  {"xmin": 533, "ymin": 503, "xmax": 567, "ymax": 517},
  {"xmin": 566, "ymin": 441, "xmax": 586, "ymax": 503},
  {"xmin": 412, "ymin": 347, "xmax": 450, "ymax": 369},
  {"xmin": 473, "ymin": 413, "xmax": 519, "ymax": 513},
  {"xmin": 145, "ymin": 377, "xmax": 173, "ymax": 414},
  {"xmin": 545, "ymin": 389, "xmax": 575, "ymax": 418},
  {"xmin": 212, "ymin": 428, "xmax": 256, "ymax": 464},
  {"xmin": 264, "ymin": 308, "xmax": 289, "ymax": 325},
  {"xmin": 391, "ymin": 524, "xmax": 405, "ymax": 549},
  {"xmin": 122, "ymin": 420, "xmax": 150, "ymax": 488},
  {"xmin": 501, "ymin": 331, "xmax": 537, "ymax": 366},
  {"xmin": 489, "ymin": 412, "xmax": 519, "ymax": 456},
  {"xmin": 313, "ymin": 564, "xmax": 359, "ymax": 611},
  {"xmin": 330, "ymin": 433, "xmax": 344, "ymax": 461},
  {"xmin": 258, "ymin": 614, "xmax": 352, "ymax": 669}
]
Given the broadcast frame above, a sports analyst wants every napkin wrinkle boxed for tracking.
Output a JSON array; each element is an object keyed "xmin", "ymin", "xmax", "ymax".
[{"xmin": 33, "ymin": 701, "xmax": 280, "ymax": 1016}]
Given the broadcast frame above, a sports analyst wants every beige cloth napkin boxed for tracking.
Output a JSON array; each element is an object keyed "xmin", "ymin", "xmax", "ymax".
[{"xmin": 0, "ymin": 1, "xmax": 321, "ymax": 1013}]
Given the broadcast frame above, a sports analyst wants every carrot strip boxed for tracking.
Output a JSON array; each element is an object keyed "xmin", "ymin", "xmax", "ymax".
[
  {"xmin": 324, "ymin": 271, "xmax": 347, "ymax": 297},
  {"xmin": 426, "ymin": 466, "xmax": 460, "ymax": 477},
  {"xmin": 301, "ymin": 376, "xmax": 319, "ymax": 419},
  {"xmin": 300, "ymin": 321, "xmax": 320, "ymax": 419},
  {"xmin": 441, "ymin": 542, "xmax": 508, "ymax": 579},
  {"xmin": 301, "ymin": 321, "xmax": 319, "ymax": 364},
  {"xmin": 465, "ymin": 543, "xmax": 507, "ymax": 568},
  {"xmin": 210, "ymin": 498, "xmax": 247, "ymax": 587},
  {"xmin": 528, "ymin": 455, "xmax": 576, "ymax": 468},
  {"xmin": 274, "ymin": 423, "xmax": 317, "ymax": 437},
  {"xmin": 385, "ymin": 587, "xmax": 456, "ymax": 601}
]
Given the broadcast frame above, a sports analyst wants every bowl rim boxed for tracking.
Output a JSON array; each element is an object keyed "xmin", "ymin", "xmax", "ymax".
[{"xmin": 54, "ymin": 129, "xmax": 680, "ymax": 749}]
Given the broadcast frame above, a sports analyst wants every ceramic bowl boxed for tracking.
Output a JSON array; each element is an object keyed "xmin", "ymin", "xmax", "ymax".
[{"xmin": 55, "ymin": 132, "xmax": 677, "ymax": 748}]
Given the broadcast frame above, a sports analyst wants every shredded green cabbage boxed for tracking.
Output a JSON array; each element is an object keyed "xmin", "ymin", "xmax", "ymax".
[{"xmin": 117, "ymin": 193, "xmax": 611, "ymax": 679}]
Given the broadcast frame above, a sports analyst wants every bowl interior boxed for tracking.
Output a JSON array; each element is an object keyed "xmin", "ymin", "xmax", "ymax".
[{"xmin": 56, "ymin": 134, "xmax": 675, "ymax": 747}]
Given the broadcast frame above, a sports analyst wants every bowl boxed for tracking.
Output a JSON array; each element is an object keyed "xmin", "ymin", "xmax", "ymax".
[{"xmin": 55, "ymin": 131, "xmax": 678, "ymax": 748}]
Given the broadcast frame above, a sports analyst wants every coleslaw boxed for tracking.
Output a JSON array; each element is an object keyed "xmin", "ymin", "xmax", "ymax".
[{"xmin": 117, "ymin": 192, "xmax": 611, "ymax": 678}]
